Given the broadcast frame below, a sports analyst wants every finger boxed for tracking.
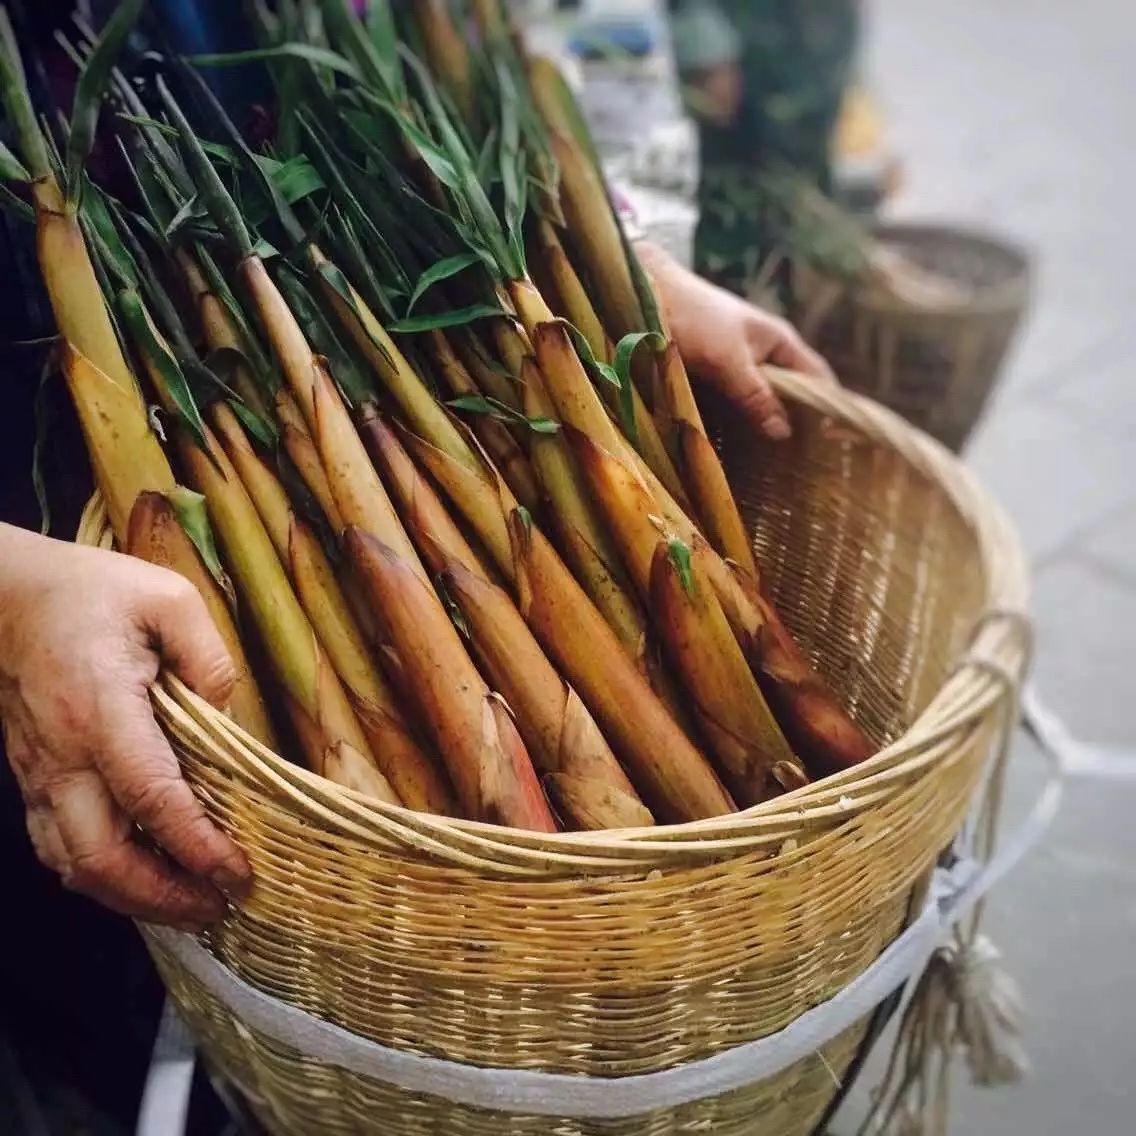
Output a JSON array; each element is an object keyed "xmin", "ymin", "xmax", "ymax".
[
  {"xmin": 2, "ymin": 716, "xmax": 38, "ymax": 801},
  {"xmin": 26, "ymin": 805, "xmax": 69, "ymax": 874},
  {"xmin": 50, "ymin": 768, "xmax": 226, "ymax": 927},
  {"xmin": 139, "ymin": 573, "xmax": 236, "ymax": 709},
  {"xmin": 767, "ymin": 327, "xmax": 837, "ymax": 383},
  {"xmin": 92, "ymin": 684, "xmax": 251, "ymax": 899},
  {"xmin": 731, "ymin": 364, "xmax": 792, "ymax": 440}
]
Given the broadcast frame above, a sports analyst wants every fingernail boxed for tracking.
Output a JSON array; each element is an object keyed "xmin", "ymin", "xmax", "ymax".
[
  {"xmin": 765, "ymin": 415, "xmax": 791, "ymax": 441},
  {"xmin": 212, "ymin": 864, "xmax": 252, "ymax": 899}
]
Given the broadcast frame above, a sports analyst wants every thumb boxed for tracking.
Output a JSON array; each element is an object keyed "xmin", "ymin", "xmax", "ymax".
[
  {"xmin": 140, "ymin": 574, "xmax": 237, "ymax": 709},
  {"xmin": 732, "ymin": 364, "xmax": 792, "ymax": 440}
]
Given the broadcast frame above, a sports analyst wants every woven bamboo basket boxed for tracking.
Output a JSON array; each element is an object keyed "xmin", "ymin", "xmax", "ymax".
[
  {"xmin": 78, "ymin": 369, "xmax": 1028, "ymax": 1136},
  {"xmin": 792, "ymin": 223, "xmax": 1032, "ymax": 452}
]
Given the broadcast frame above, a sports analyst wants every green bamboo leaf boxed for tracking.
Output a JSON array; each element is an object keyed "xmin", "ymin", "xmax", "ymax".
[
  {"xmin": 117, "ymin": 289, "xmax": 211, "ymax": 455},
  {"xmin": 476, "ymin": 125, "xmax": 500, "ymax": 189},
  {"xmin": 110, "ymin": 81, "xmax": 198, "ymax": 194},
  {"xmin": 168, "ymin": 486, "xmax": 235, "ymax": 603},
  {"xmin": 335, "ymin": 204, "xmax": 402, "ymax": 310},
  {"xmin": 667, "ymin": 537, "xmax": 695, "ymax": 596},
  {"xmin": 314, "ymin": 256, "xmax": 398, "ymax": 378},
  {"xmin": 228, "ymin": 397, "xmax": 278, "ymax": 449},
  {"xmin": 613, "ymin": 330, "xmax": 664, "ymax": 444},
  {"xmin": 369, "ymin": 92, "xmax": 463, "ymax": 190},
  {"xmin": 297, "ymin": 114, "xmax": 407, "ymax": 302},
  {"xmin": 117, "ymin": 140, "xmax": 174, "ymax": 241},
  {"xmin": 0, "ymin": 138, "xmax": 29, "ymax": 181},
  {"xmin": 190, "ymin": 43, "xmax": 362, "ymax": 81},
  {"xmin": 195, "ymin": 245, "xmax": 276, "ymax": 389},
  {"xmin": 389, "ymin": 303, "xmax": 503, "ymax": 334},
  {"xmin": 339, "ymin": 101, "xmax": 401, "ymax": 155},
  {"xmin": 338, "ymin": 101, "xmax": 482, "ymax": 270},
  {"xmin": 436, "ymin": 575, "xmax": 471, "ymax": 640},
  {"xmin": 364, "ymin": 0, "xmax": 402, "ymax": 92},
  {"xmin": 117, "ymin": 114, "xmax": 239, "ymax": 164},
  {"xmin": 316, "ymin": 207, "xmax": 383, "ymax": 313},
  {"xmin": 253, "ymin": 236, "xmax": 280, "ymax": 259},
  {"xmin": 445, "ymin": 393, "xmax": 496, "ymax": 414},
  {"xmin": 495, "ymin": 59, "xmax": 528, "ymax": 266},
  {"xmin": 445, "ymin": 393, "xmax": 559, "ymax": 434},
  {"xmin": 258, "ymin": 154, "xmax": 325, "ymax": 205},
  {"xmin": 420, "ymin": 99, "xmax": 514, "ymax": 273},
  {"xmin": 623, "ymin": 235, "xmax": 662, "ymax": 334},
  {"xmin": 164, "ymin": 192, "xmax": 207, "ymax": 239},
  {"xmin": 561, "ymin": 319, "xmax": 618, "ymax": 385},
  {"xmin": 0, "ymin": 8, "xmax": 51, "ymax": 181},
  {"xmin": 203, "ymin": 345, "xmax": 253, "ymax": 392},
  {"xmin": 613, "ymin": 331, "xmax": 665, "ymax": 379},
  {"xmin": 65, "ymin": 0, "xmax": 144, "ymax": 203},
  {"xmin": 181, "ymin": 356, "xmax": 238, "ymax": 416},
  {"xmin": 560, "ymin": 319, "xmax": 640, "ymax": 444},
  {"xmin": 78, "ymin": 212, "xmax": 132, "ymax": 369},
  {"xmin": 318, "ymin": 0, "xmax": 403, "ymax": 99},
  {"xmin": 239, "ymin": 155, "xmax": 327, "ymax": 233},
  {"xmin": 158, "ymin": 77, "xmax": 254, "ymax": 257},
  {"xmin": 275, "ymin": 259, "xmax": 373, "ymax": 406},
  {"xmin": 406, "ymin": 251, "xmax": 481, "ymax": 314},
  {"xmin": 80, "ymin": 187, "xmax": 140, "ymax": 291},
  {"xmin": 273, "ymin": 59, "xmax": 302, "ymax": 157},
  {"xmin": 180, "ymin": 64, "xmax": 309, "ymax": 250}
]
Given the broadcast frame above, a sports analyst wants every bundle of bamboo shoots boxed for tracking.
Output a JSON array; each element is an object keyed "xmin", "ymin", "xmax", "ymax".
[{"xmin": 0, "ymin": 0, "xmax": 874, "ymax": 836}]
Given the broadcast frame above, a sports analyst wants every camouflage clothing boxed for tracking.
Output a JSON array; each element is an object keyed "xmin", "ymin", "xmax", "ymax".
[{"xmin": 670, "ymin": 0, "xmax": 859, "ymax": 295}]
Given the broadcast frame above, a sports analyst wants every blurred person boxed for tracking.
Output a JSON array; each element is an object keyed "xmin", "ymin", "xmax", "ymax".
[
  {"xmin": 0, "ymin": 3, "xmax": 833, "ymax": 1132},
  {"xmin": 668, "ymin": 0, "xmax": 860, "ymax": 296}
]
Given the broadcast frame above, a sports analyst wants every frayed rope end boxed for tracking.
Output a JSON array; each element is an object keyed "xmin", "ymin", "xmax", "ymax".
[{"xmin": 859, "ymin": 932, "xmax": 1028, "ymax": 1136}]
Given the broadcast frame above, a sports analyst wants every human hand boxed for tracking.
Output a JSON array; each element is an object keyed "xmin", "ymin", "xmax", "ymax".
[
  {"xmin": 637, "ymin": 242, "xmax": 835, "ymax": 439},
  {"xmin": 0, "ymin": 524, "xmax": 249, "ymax": 928}
]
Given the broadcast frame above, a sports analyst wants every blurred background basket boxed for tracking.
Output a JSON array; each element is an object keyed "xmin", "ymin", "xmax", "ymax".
[
  {"xmin": 792, "ymin": 222, "xmax": 1032, "ymax": 452},
  {"xmin": 78, "ymin": 372, "xmax": 1029, "ymax": 1136}
]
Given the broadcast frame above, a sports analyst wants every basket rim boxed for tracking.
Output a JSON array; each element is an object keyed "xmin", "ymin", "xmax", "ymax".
[
  {"xmin": 77, "ymin": 370, "xmax": 1030, "ymax": 868},
  {"xmin": 794, "ymin": 218, "xmax": 1033, "ymax": 321},
  {"xmin": 870, "ymin": 218, "xmax": 1033, "ymax": 314}
]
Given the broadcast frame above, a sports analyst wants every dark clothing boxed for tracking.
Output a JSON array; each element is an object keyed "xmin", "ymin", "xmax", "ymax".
[
  {"xmin": 670, "ymin": 0, "xmax": 859, "ymax": 295},
  {"xmin": 0, "ymin": 1, "xmax": 269, "ymax": 1126},
  {"xmin": 0, "ymin": 7, "xmax": 158, "ymax": 1133},
  {"xmin": 0, "ymin": 113, "xmax": 161, "ymax": 1136}
]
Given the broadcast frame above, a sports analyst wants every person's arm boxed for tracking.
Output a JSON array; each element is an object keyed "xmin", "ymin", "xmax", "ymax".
[
  {"xmin": 0, "ymin": 522, "xmax": 250, "ymax": 928},
  {"xmin": 635, "ymin": 239, "xmax": 834, "ymax": 439}
]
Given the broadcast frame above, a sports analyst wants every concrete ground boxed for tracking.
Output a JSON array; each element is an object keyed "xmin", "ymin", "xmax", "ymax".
[
  {"xmin": 549, "ymin": 0, "xmax": 1136, "ymax": 1131},
  {"xmin": 859, "ymin": 2, "xmax": 1136, "ymax": 1132}
]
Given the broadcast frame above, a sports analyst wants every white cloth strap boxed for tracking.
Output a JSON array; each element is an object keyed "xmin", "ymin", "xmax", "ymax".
[{"xmin": 140, "ymin": 684, "xmax": 1126, "ymax": 1131}]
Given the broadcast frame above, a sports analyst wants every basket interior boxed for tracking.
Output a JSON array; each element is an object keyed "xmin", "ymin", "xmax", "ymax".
[
  {"xmin": 709, "ymin": 391, "xmax": 988, "ymax": 747},
  {"xmin": 879, "ymin": 223, "xmax": 1029, "ymax": 293}
]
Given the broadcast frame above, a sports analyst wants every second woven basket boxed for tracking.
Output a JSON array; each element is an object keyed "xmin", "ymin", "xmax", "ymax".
[{"xmin": 793, "ymin": 222, "xmax": 1032, "ymax": 451}]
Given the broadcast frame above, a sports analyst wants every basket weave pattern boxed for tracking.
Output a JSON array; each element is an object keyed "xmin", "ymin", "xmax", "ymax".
[
  {"xmin": 793, "ymin": 224, "xmax": 1032, "ymax": 451},
  {"xmin": 78, "ymin": 372, "xmax": 1028, "ymax": 1135}
]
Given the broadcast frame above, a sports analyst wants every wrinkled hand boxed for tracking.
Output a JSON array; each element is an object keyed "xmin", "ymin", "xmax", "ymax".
[
  {"xmin": 638, "ymin": 242, "xmax": 835, "ymax": 439},
  {"xmin": 0, "ymin": 524, "xmax": 250, "ymax": 928}
]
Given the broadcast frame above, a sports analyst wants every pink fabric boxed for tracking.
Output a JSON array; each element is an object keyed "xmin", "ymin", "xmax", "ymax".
[{"xmin": 610, "ymin": 182, "xmax": 644, "ymax": 241}]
